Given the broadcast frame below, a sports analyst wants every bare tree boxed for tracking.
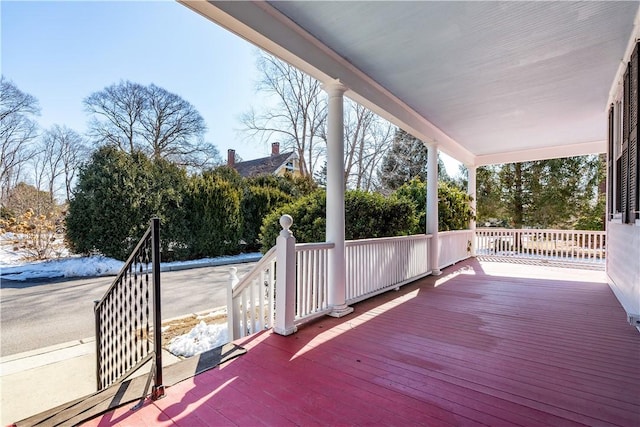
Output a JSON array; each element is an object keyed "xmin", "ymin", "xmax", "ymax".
[
  {"xmin": 343, "ymin": 101, "xmax": 394, "ymax": 191},
  {"xmin": 356, "ymin": 116, "xmax": 394, "ymax": 191},
  {"xmin": 84, "ymin": 80, "xmax": 216, "ymax": 169},
  {"xmin": 84, "ymin": 80, "xmax": 145, "ymax": 153},
  {"xmin": 32, "ymin": 125, "xmax": 87, "ymax": 202},
  {"xmin": 0, "ymin": 76, "xmax": 40, "ymax": 204},
  {"xmin": 140, "ymin": 84, "xmax": 209, "ymax": 165},
  {"xmin": 243, "ymin": 53, "xmax": 395, "ymax": 185},
  {"xmin": 241, "ymin": 52, "xmax": 326, "ymax": 177}
]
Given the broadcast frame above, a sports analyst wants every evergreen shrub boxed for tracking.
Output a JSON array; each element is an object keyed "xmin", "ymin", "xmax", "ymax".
[
  {"xmin": 183, "ymin": 174, "xmax": 242, "ymax": 258},
  {"xmin": 393, "ymin": 178, "xmax": 474, "ymax": 232},
  {"xmin": 259, "ymin": 189, "xmax": 417, "ymax": 252},
  {"xmin": 66, "ymin": 147, "xmax": 189, "ymax": 260}
]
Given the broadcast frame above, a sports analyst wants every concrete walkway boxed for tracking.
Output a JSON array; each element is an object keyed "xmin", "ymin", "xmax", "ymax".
[
  {"xmin": 0, "ymin": 337, "xmax": 181, "ymax": 425},
  {"xmin": 1, "ymin": 338, "xmax": 97, "ymax": 425}
]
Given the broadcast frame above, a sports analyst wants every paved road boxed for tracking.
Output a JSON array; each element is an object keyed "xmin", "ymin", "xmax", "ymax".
[{"xmin": 0, "ymin": 262, "xmax": 257, "ymax": 357}]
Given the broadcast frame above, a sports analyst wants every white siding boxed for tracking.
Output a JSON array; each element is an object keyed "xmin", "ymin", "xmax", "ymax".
[{"xmin": 607, "ymin": 222, "xmax": 640, "ymax": 318}]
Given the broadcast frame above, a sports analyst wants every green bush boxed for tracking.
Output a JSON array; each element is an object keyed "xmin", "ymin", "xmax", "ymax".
[
  {"xmin": 259, "ymin": 189, "xmax": 417, "ymax": 252},
  {"xmin": 393, "ymin": 178, "xmax": 474, "ymax": 232},
  {"xmin": 438, "ymin": 181, "xmax": 475, "ymax": 231},
  {"xmin": 205, "ymin": 166, "xmax": 244, "ymax": 188},
  {"xmin": 247, "ymin": 173, "xmax": 318, "ymax": 198},
  {"xmin": 66, "ymin": 148, "xmax": 316, "ymax": 260},
  {"xmin": 183, "ymin": 174, "xmax": 242, "ymax": 259},
  {"xmin": 260, "ymin": 190, "xmax": 327, "ymax": 251},
  {"xmin": 66, "ymin": 147, "xmax": 148, "ymax": 260},
  {"xmin": 344, "ymin": 190, "xmax": 416, "ymax": 239},
  {"xmin": 66, "ymin": 147, "xmax": 189, "ymax": 260},
  {"xmin": 241, "ymin": 185, "xmax": 292, "ymax": 251}
]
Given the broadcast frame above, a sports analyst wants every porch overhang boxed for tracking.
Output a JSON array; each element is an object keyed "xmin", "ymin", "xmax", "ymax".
[{"xmin": 179, "ymin": 0, "xmax": 639, "ymax": 166}]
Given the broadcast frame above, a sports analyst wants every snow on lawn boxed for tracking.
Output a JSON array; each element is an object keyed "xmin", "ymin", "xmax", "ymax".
[
  {"xmin": 0, "ymin": 256, "xmax": 124, "ymax": 281},
  {"xmin": 0, "ymin": 233, "xmax": 261, "ymax": 281},
  {"xmin": 168, "ymin": 321, "xmax": 228, "ymax": 358}
]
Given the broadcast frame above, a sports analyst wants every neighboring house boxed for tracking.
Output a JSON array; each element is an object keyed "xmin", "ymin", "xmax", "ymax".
[{"xmin": 227, "ymin": 143, "xmax": 301, "ymax": 178}]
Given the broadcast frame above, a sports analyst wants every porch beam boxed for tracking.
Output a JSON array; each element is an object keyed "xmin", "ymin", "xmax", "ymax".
[
  {"xmin": 467, "ymin": 165, "xmax": 477, "ymax": 256},
  {"xmin": 427, "ymin": 143, "xmax": 441, "ymax": 275},
  {"xmin": 323, "ymin": 79, "xmax": 353, "ymax": 318}
]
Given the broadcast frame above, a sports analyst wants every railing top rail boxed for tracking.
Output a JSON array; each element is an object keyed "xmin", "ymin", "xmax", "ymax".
[
  {"xmin": 232, "ymin": 246, "xmax": 276, "ymax": 298},
  {"xmin": 295, "ymin": 242, "xmax": 335, "ymax": 251},
  {"xmin": 476, "ymin": 228, "xmax": 605, "ymax": 235},
  {"xmin": 438, "ymin": 229, "xmax": 473, "ymax": 236},
  {"xmin": 95, "ymin": 220, "xmax": 155, "ymax": 310},
  {"xmin": 345, "ymin": 233, "xmax": 432, "ymax": 246}
]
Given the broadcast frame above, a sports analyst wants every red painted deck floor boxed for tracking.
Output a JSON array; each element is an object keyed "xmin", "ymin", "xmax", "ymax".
[{"xmin": 84, "ymin": 259, "xmax": 640, "ymax": 426}]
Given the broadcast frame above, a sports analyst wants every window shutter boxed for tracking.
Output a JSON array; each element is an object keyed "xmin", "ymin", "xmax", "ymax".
[
  {"xmin": 631, "ymin": 131, "xmax": 639, "ymax": 222},
  {"xmin": 622, "ymin": 65, "xmax": 630, "ymax": 222},
  {"xmin": 608, "ymin": 104, "xmax": 614, "ymax": 217},
  {"xmin": 628, "ymin": 43, "xmax": 640, "ymax": 223}
]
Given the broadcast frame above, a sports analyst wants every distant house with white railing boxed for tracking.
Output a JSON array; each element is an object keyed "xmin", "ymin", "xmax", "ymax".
[{"xmin": 227, "ymin": 142, "xmax": 301, "ymax": 178}]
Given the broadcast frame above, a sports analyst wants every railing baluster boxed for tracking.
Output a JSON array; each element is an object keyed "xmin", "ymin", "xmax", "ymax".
[
  {"xmin": 259, "ymin": 270, "xmax": 265, "ymax": 331},
  {"xmin": 313, "ymin": 249, "xmax": 320, "ymax": 311}
]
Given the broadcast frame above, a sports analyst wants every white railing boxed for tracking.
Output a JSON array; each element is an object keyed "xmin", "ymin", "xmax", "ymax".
[
  {"xmin": 229, "ymin": 223, "xmax": 606, "ymax": 340},
  {"xmin": 229, "ymin": 230, "xmax": 434, "ymax": 338},
  {"xmin": 295, "ymin": 242, "xmax": 334, "ymax": 323},
  {"xmin": 475, "ymin": 228, "xmax": 606, "ymax": 264},
  {"xmin": 227, "ymin": 246, "xmax": 276, "ymax": 340},
  {"xmin": 438, "ymin": 229, "xmax": 474, "ymax": 270},
  {"xmin": 345, "ymin": 234, "xmax": 432, "ymax": 305}
]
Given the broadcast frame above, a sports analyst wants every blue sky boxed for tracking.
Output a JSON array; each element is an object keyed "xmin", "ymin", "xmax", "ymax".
[
  {"xmin": 1, "ymin": 0, "xmax": 271, "ymax": 161},
  {"xmin": 2, "ymin": 0, "xmax": 460, "ymax": 174}
]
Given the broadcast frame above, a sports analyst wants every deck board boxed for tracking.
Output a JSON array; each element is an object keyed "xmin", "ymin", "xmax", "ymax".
[{"xmin": 83, "ymin": 259, "xmax": 640, "ymax": 426}]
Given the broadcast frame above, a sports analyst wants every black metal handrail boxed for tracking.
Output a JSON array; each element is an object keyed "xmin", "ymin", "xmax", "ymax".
[{"xmin": 94, "ymin": 218, "xmax": 164, "ymax": 401}]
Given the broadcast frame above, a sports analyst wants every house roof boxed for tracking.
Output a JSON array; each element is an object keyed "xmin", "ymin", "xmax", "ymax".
[
  {"xmin": 180, "ymin": 1, "xmax": 640, "ymax": 166},
  {"xmin": 233, "ymin": 151, "xmax": 296, "ymax": 177}
]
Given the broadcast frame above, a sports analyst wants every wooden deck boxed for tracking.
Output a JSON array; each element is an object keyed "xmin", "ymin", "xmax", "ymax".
[{"xmin": 84, "ymin": 259, "xmax": 640, "ymax": 426}]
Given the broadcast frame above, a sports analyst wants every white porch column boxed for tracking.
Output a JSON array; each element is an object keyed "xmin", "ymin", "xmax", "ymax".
[
  {"xmin": 323, "ymin": 80, "xmax": 353, "ymax": 318},
  {"xmin": 426, "ymin": 143, "xmax": 441, "ymax": 275},
  {"xmin": 467, "ymin": 165, "xmax": 477, "ymax": 256}
]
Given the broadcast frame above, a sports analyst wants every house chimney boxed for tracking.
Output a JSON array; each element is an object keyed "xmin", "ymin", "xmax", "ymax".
[
  {"xmin": 271, "ymin": 142, "xmax": 280, "ymax": 156},
  {"xmin": 227, "ymin": 149, "xmax": 235, "ymax": 167}
]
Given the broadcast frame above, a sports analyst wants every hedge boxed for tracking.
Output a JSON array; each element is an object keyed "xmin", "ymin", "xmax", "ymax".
[{"xmin": 259, "ymin": 190, "xmax": 417, "ymax": 252}]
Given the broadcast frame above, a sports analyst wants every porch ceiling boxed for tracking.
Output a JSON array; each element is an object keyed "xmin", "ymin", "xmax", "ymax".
[{"xmin": 181, "ymin": 1, "xmax": 639, "ymax": 166}]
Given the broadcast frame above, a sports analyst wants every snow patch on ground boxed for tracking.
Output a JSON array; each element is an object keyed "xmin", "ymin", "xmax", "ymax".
[
  {"xmin": 0, "ymin": 256, "xmax": 124, "ymax": 281},
  {"xmin": 168, "ymin": 321, "xmax": 228, "ymax": 358},
  {"xmin": 0, "ymin": 233, "xmax": 261, "ymax": 281},
  {"xmin": 196, "ymin": 309, "xmax": 226, "ymax": 320}
]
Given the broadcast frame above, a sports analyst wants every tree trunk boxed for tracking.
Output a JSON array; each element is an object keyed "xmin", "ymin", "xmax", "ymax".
[{"xmin": 513, "ymin": 163, "xmax": 524, "ymax": 228}]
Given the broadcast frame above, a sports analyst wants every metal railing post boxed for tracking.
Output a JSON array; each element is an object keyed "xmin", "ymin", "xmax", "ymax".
[
  {"xmin": 151, "ymin": 218, "xmax": 165, "ymax": 400},
  {"xmin": 94, "ymin": 299, "xmax": 101, "ymax": 391}
]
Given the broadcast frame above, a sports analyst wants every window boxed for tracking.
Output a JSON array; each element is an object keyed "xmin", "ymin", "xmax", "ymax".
[{"xmin": 609, "ymin": 42, "xmax": 640, "ymax": 224}]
